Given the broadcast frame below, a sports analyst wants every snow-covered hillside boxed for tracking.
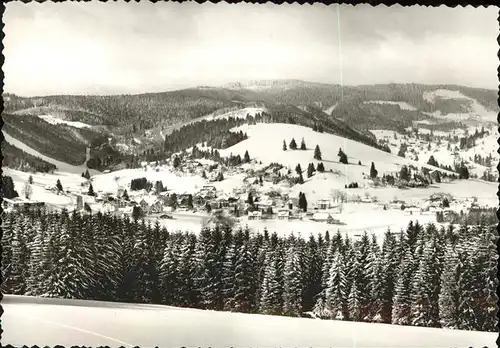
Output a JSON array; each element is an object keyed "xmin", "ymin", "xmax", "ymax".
[
  {"xmin": 220, "ymin": 123, "xmax": 449, "ymax": 186},
  {"xmin": 423, "ymin": 89, "xmax": 497, "ymax": 123},
  {"xmin": 370, "ymin": 125, "xmax": 498, "ymax": 180},
  {"xmin": 3, "ymin": 131, "xmax": 93, "ymax": 174},
  {"xmin": 3, "ymin": 295, "xmax": 496, "ymax": 348},
  {"xmin": 38, "ymin": 114, "xmax": 92, "ymax": 129}
]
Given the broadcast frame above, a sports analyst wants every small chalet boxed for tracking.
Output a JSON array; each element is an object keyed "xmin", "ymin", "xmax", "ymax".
[
  {"xmin": 256, "ymin": 198, "xmax": 273, "ymax": 213},
  {"xmin": 178, "ymin": 194, "xmax": 192, "ymax": 207},
  {"xmin": 277, "ymin": 209, "xmax": 291, "ymax": 220},
  {"xmin": 149, "ymin": 199, "xmax": 164, "ymax": 214},
  {"xmin": 248, "ymin": 211, "xmax": 262, "ymax": 220},
  {"xmin": 116, "ymin": 206, "xmax": 134, "ymax": 218},
  {"xmin": 316, "ymin": 199, "xmax": 331, "ymax": 210},
  {"xmin": 193, "ymin": 195, "xmax": 206, "ymax": 206}
]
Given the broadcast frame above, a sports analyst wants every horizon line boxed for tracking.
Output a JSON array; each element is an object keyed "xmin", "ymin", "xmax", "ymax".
[{"xmin": 3, "ymin": 79, "xmax": 497, "ymax": 99}]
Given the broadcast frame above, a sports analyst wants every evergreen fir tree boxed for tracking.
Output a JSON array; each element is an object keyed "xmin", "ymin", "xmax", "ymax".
[
  {"xmin": 298, "ymin": 172, "xmax": 304, "ymax": 184},
  {"xmin": 88, "ymin": 183, "xmax": 95, "ymax": 196},
  {"xmin": 298, "ymin": 192, "xmax": 308, "ymax": 212},
  {"xmin": 222, "ymin": 240, "xmax": 237, "ymax": 310},
  {"xmin": 282, "ymin": 246, "xmax": 303, "ymax": 317},
  {"xmin": 367, "ymin": 236, "xmax": 384, "ymax": 322},
  {"xmin": 259, "ymin": 251, "xmax": 282, "ymax": 315},
  {"xmin": 295, "ymin": 163, "xmax": 302, "ymax": 175},
  {"xmin": 8, "ymin": 217, "xmax": 29, "ymax": 294},
  {"xmin": 176, "ymin": 234, "xmax": 198, "ymax": 307},
  {"xmin": 348, "ymin": 279, "xmax": 362, "ymax": 322},
  {"xmin": 289, "ymin": 138, "xmax": 297, "ymax": 150},
  {"xmin": 159, "ymin": 241, "xmax": 180, "ymax": 305},
  {"xmin": 410, "ymin": 264, "xmax": 430, "ymax": 327},
  {"xmin": 283, "ymin": 140, "xmax": 287, "ymax": 151},
  {"xmin": 233, "ymin": 240, "xmax": 255, "ymax": 313},
  {"xmin": 300, "ymin": 138, "xmax": 307, "ymax": 150},
  {"xmin": 314, "ymin": 145, "xmax": 322, "ymax": 160},
  {"xmin": 56, "ymin": 179, "xmax": 63, "ymax": 192},
  {"xmin": 370, "ymin": 162, "xmax": 378, "ymax": 179},
  {"xmin": 325, "ymin": 250, "xmax": 348, "ymax": 320},
  {"xmin": 194, "ymin": 228, "xmax": 225, "ymax": 310},
  {"xmin": 303, "ymin": 235, "xmax": 323, "ymax": 312},
  {"xmin": 307, "ymin": 163, "xmax": 315, "ymax": 178},
  {"xmin": 438, "ymin": 244, "xmax": 461, "ymax": 329},
  {"xmin": 244, "ymin": 150, "xmax": 250, "ymax": 163},
  {"xmin": 392, "ymin": 244, "xmax": 414, "ymax": 325}
]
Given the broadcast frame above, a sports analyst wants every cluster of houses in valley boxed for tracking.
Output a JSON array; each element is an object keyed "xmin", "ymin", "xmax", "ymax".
[{"xmin": 14, "ymin": 155, "xmax": 487, "ymax": 229}]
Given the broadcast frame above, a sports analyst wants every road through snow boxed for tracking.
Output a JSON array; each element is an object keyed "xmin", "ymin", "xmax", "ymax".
[{"xmin": 2, "ymin": 295, "xmax": 496, "ymax": 348}]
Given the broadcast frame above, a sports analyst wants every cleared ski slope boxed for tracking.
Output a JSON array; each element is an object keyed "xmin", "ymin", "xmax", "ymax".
[
  {"xmin": 2, "ymin": 295, "xmax": 496, "ymax": 348},
  {"xmin": 3, "ymin": 131, "xmax": 95, "ymax": 175}
]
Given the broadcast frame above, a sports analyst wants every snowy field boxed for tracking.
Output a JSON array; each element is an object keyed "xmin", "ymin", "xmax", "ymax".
[
  {"xmin": 2, "ymin": 295, "xmax": 496, "ymax": 348},
  {"xmin": 5, "ymin": 168, "xmax": 88, "ymax": 208},
  {"xmin": 239, "ymin": 204, "xmax": 438, "ymax": 241},
  {"xmin": 423, "ymin": 89, "xmax": 497, "ymax": 123},
  {"xmin": 38, "ymin": 114, "xmax": 92, "ymax": 128},
  {"xmin": 91, "ymin": 167, "xmax": 207, "ymax": 195}
]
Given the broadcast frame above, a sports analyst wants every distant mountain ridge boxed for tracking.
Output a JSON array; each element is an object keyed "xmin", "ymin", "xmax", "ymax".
[{"xmin": 3, "ymin": 80, "xmax": 497, "ymax": 172}]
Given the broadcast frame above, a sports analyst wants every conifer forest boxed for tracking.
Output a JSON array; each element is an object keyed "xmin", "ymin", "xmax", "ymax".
[{"xmin": 2, "ymin": 209, "xmax": 497, "ymax": 333}]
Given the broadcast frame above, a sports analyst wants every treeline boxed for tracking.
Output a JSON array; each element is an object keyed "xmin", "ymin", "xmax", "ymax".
[
  {"xmin": 1, "ymin": 210, "xmax": 497, "ymax": 333},
  {"xmin": 24, "ymin": 92, "xmax": 230, "ymax": 130},
  {"xmin": 1, "ymin": 142, "xmax": 56, "ymax": 173},
  {"xmin": 473, "ymin": 153, "xmax": 494, "ymax": 168},
  {"xmin": 459, "ymin": 127, "xmax": 489, "ymax": 150},
  {"xmin": 163, "ymin": 117, "xmax": 254, "ymax": 155},
  {"xmin": 1, "ymin": 176, "xmax": 19, "ymax": 199}
]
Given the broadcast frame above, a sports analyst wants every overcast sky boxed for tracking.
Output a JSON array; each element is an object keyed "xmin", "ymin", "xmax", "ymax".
[{"xmin": 4, "ymin": 2, "xmax": 498, "ymax": 96}]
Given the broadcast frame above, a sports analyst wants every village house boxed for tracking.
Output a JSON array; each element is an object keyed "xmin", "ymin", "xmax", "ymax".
[
  {"xmin": 256, "ymin": 197, "xmax": 274, "ymax": 215},
  {"xmin": 210, "ymin": 194, "xmax": 230, "ymax": 210},
  {"xmin": 193, "ymin": 194, "xmax": 206, "ymax": 207},
  {"xmin": 177, "ymin": 194, "xmax": 193, "ymax": 208},
  {"xmin": 277, "ymin": 208, "xmax": 291, "ymax": 220},
  {"xmin": 316, "ymin": 199, "xmax": 331, "ymax": 210},
  {"xmin": 248, "ymin": 210, "xmax": 262, "ymax": 220},
  {"xmin": 116, "ymin": 206, "xmax": 134, "ymax": 218},
  {"xmin": 149, "ymin": 199, "xmax": 164, "ymax": 214},
  {"xmin": 389, "ymin": 200, "xmax": 406, "ymax": 210}
]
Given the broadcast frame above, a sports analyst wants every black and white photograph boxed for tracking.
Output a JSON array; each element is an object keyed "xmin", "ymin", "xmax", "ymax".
[{"xmin": 1, "ymin": 2, "xmax": 498, "ymax": 347}]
